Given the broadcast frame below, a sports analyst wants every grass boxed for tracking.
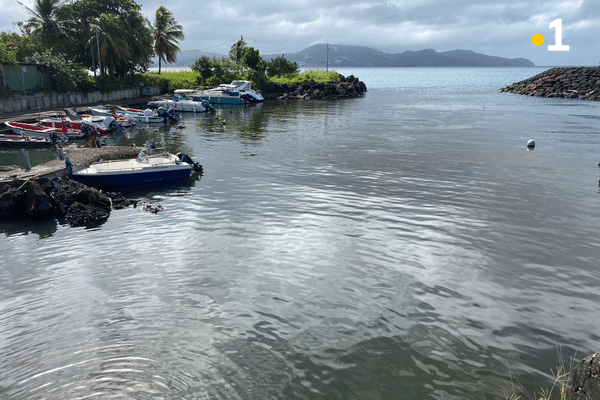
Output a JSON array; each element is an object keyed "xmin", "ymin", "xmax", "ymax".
[
  {"xmin": 508, "ymin": 348, "xmax": 575, "ymax": 400},
  {"xmin": 143, "ymin": 71, "xmax": 201, "ymax": 92},
  {"xmin": 268, "ymin": 69, "xmax": 341, "ymax": 85}
]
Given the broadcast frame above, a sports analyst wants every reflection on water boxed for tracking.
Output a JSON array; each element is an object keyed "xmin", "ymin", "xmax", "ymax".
[{"xmin": 1, "ymin": 68, "xmax": 600, "ymax": 399}]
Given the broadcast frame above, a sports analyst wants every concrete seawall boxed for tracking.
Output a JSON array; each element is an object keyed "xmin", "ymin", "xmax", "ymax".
[{"xmin": 0, "ymin": 85, "xmax": 163, "ymax": 115}]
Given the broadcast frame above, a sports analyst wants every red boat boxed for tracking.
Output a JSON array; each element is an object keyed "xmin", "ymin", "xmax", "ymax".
[
  {"xmin": 38, "ymin": 108, "xmax": 131, "ymax": 133},
  {"xmin": 5, "ymin": 121, "xmax": 88, "ymax": 140}
]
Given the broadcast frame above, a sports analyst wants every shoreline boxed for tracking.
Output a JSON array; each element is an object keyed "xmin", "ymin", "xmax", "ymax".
[{"xmin": 499, "ymin": 67, "xmax": 600, "ymax": 100}]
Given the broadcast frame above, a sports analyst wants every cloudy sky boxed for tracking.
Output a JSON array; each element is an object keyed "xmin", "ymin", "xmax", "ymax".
[{"xmin": 3, "ymin": 0, "xmax": 598, "ymax": 66}]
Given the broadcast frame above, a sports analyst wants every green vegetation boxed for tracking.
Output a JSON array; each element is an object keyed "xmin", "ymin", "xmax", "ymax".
[
  {"xmin": 1, "ymin": 0, "xmax": 185, "ymax": 94},
  {"xmin": 152, "ymin": 6, "xmax": 184, "ymax": 74},
  {"xmin": 2, "ymin": 3, "xmax": 341, "ymax": 95},
  {"xmin": 268, "ymin": 69, "xmax": 341, "ymax": 85}
]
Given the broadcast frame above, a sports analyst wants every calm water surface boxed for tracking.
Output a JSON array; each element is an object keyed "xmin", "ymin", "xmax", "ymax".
[{"xmin": 1, "ymin": 67, "xmax": 600, "ymax": 399}]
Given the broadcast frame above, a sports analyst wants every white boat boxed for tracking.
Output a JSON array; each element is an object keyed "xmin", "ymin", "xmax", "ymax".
[
  {"xmin": 176, "ymin": 80, "xmax": 264, "ymax": 104},
  {"xmin": 89, "ymin": 106, "xmax": 177, "ymax": 123},
  {"xmin": 147, "ymin": 97, "xmax": 208, "ymax": 113},
  {"xmin": 68, "ymin": 152, "xmax": 202, "ymax": 187}
]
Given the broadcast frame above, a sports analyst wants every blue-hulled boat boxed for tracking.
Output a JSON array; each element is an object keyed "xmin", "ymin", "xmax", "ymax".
[{"xmin": 68, "ymin": 152, "xmax": 202, "ymax": 187}]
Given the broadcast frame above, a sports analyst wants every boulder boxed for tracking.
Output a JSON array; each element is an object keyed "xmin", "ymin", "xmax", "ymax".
[
  {"xmin": 23, "ymin": 180, "xmax": 54, "ymax": 218},
  {"xmin": 571, "ymin": 353, "xmax": 600, "ymax": 400},
  {"xmin": 0, "ymin": 186, "xmax": 24, "ymax": 219}
]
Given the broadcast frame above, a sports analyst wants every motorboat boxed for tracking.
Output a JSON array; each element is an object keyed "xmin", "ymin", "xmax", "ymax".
[
  {"xmin": 89, "ymin": 106, "xmax": 178, "ymax": 123},
  {"xmin": 147, "ymin": 96, "xmax": 209, "ymax": 112},
  {"xmin": 68, "ymin": 152, "xmax": 202, "ymax": 187},
  {"xmin": 0, "ymin": 133, "xmax": 60, "ymax": 147},
  {"xmin": 39, "ymin": 108, "xmax": 127, "ymax": 133},
  {"xmin": 176, "ymin": 80, "xmax": 263, "ymax": 104},
  {"xmin": 5, "ymin": 121, "xmax": 88, "ymax": 140}
]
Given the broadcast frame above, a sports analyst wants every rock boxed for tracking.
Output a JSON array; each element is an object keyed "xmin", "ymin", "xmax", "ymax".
[
  {"xmin": 0, "ymin": 186, "xmax": 24, "ymax": 219},
  {"xmin": 52, "ymin": 180, "xmax": 87, "ymax": 217},
  {"xmin": 51, "ymin": 180, "xmax": 112, "ymax": 227},
  {"xmin": 23, "ymin": 180, "xmax": 54, "ymax": 218},
  {"xmin": 501, "ymin": 67, "xmax": 600, "ymax": 101},
  {"xmin": 64, "ymin": 202, "xmax": 110, "ymax": 227},
  {"xmin": 571, "ymin": 353, "xmax": 600, "ymax": 399}
]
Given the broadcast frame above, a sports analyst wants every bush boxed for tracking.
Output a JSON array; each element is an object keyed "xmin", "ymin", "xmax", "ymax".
[
  {"xmin": 144, "ymin": 71, "xmax": 201, "ymax": 92},
  {"xmin": 268, "ymin": 69, "xmax": 341, "ymax": 85}
]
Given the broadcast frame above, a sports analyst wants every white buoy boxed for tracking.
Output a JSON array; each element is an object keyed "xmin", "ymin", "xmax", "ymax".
[{"xmin": 527, "ymin": 139, "xmax": 535, "ymax": 148}]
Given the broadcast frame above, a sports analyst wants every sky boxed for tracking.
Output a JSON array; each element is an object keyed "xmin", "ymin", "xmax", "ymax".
[{"xmin": 3, "ymin": 0, "xmax": 599, "ymax": 67}]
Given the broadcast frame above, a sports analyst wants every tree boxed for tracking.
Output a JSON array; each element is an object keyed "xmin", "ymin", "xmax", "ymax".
[
  {"xmin": 242, "ymin": 47, "xmax": 264, "ymax": 72},
  {"xmin": 266, "ymin": 55, "xmax": 299, "ymax": 77},
  {"xmin": 15, "ymin": 0, "xmax": 71, "ymax": 49},
  {"xmin": 229, "ymin": 37, "xmax": 247, "ymax": 65},
  {"xmin": 191, "ymin": 55, "xmax": 213, "ymax": 85},
  {"xmin": 96, "ymin": 14, "xmax": 131, "ymax": 75},
  {"xmin": 57, "ymin": 0, "xmax": 153, "ymax": 75},
  {"xmin": 152, "ymin": 6, "xmax": 184, "ymax": 74},
  {"xmin": 0, "ymin": 32, "xmax": 39, "ymax": 62},
  {"xmin": 0, "ymin": 42, "xmax": 18, "ymax": 65}
]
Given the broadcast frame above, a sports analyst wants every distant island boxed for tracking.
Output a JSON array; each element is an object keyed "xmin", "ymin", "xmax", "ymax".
[{"xmin": 160, "ymin": 44, "xmax": 535, "ymax": 69}]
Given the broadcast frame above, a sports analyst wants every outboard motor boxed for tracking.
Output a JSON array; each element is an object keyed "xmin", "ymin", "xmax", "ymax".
[
  {"xmin": 177, "ymin": 153, "xmax": 203, "ymax": 173},
  {"xmin": 49, "ymin": 132, "xmax": 59, "ymax": 145},
  {"xmin": 103, "ymin": 116, "xmax": 122, "ymax": 132},
  {"xmin": 157, "ymin": 107, "xmax": 179, "ymax": 122},
  {"xmin": 201, "ymin": 100, "xmax": 215, "ymax": 112},
  {"xmin": 80, "ymin": 122, "xmax": 96, "ymax": 137},
  {"xmin": 108, "ymin": 119, "xmax": 122, "ymax": 132},
  {"xmin": 166, "ymin": 108, "xmax": 178, "ymax": 121}
]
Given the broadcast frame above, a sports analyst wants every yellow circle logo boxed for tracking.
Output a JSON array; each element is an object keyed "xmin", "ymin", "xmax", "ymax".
[{"xmin": 532, "ymin": 33, "xmax": 545, "ymax": 46}]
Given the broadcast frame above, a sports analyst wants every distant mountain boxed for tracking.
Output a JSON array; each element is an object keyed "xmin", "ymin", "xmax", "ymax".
[{"xmin": 263, "ymin": 44, "xmax": 535, "ymax": 67}]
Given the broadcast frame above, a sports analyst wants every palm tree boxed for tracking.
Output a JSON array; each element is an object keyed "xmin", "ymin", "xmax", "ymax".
[
  {"xmin": 15, "ymin": 0, "xmax": 69, "ymax": 48},
  {"xmin": 152, "ymin": 6, "xmax": 184, "ymax": 74},
  {"xmin": 97, "ymin": 14, "xmax": 131, "ymax": 75}
]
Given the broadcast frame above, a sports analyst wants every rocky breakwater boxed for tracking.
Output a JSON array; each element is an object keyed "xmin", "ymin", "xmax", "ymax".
[
  {"xmin": 263, "ymin": 74, "xmax": 367, "ymax": 101},
  {"xmin": 499, "ymin": 67, "xmax": 600, "ymax": 100},
  {"xmin": 0, "ymin": 178, "xmax": 134, "ymax": 227}
]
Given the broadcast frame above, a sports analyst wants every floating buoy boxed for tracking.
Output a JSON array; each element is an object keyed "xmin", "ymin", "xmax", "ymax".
[{"xmin": 527, "ymin": 139, "xmax": 535, "ymax": 149}]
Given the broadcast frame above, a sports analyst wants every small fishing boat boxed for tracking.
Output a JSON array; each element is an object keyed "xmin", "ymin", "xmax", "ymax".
[
  {"xmin": 0, "ymin": 133, "xmax": 60, "ymax": 147},
  {"xmin": 147, "ymin": 96, "xmax": 211, "ymax": 112},
  {"xmin": 5, "ymin": 121, "xmax": 88, "ymax": 140},
  {"xmin": 39, "ymin": 108, "xmax": 127, "ymax": 133},
  {"xmin": 89, "ymin": 106, "xmax": 178, "ymax": 123},
  {"xmin": 68, "ymin": 152, "xmax": 202, "ymax": 187},
  {"xmin": 175, "ymin": 80, "xmax": 263, "ymax": 104}
]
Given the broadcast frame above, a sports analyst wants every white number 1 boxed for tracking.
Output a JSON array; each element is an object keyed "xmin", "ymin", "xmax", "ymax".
[{"xmin": 548, "ymin": 18, "xmax": 570, "ymax": 51}]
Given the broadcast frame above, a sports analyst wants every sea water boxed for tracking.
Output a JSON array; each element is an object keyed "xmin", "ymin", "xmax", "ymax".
[{"xmin": 1, "ymin": 67, "xmax": 600, "ymax": 399}]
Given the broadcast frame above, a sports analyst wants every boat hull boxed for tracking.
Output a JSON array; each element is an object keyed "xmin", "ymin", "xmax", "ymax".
[
  {"xmin": 191, "ymin": 94, "xmax": 246, "ymax": 105},
  {"xmin": 72, "ymin": 167, "xmax": 192, "ymax": 186},
  {"xmin": 70, "ymin": 153, "xmax": 193, "ymax": 187}
]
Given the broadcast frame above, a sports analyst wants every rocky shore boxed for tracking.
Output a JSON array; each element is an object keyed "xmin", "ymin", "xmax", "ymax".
[
  {"xmin": 262, "ymin": 74, "xmax": 367, "ymax": 101},
  {"xmin": 499, "ymin": 67, "xmax": 600, "ymax": 100},
  {"xmin": 0, "ymin": 178, "xmax": 136, "ymax": 227}
]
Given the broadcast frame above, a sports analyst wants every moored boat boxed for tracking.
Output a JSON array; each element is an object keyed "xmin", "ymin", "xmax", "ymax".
[
  {"xmin": 39, "ymin": 108, "xmax": 127, "ymax": 133},
  {"xmin": 0, "ymin": 133, "xmax": 60, "ymax": 147},
  {"xmin": 5, "ymin": 121, "xmax": 88, "ymax": 140},
  {"xmin": 176, "ymin": 80, "xmax": 263, "ymax": 104},
  {"xmin": 89, "ymin": 106, "xmax": 178, "ymax": 123},
  {"xmin": 147, "ymin": 96, "xmax": 211, "ymax": 112},
  {"xmin": 68, "ymin": 152, "xmax": 202, "ymax": 187}
]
